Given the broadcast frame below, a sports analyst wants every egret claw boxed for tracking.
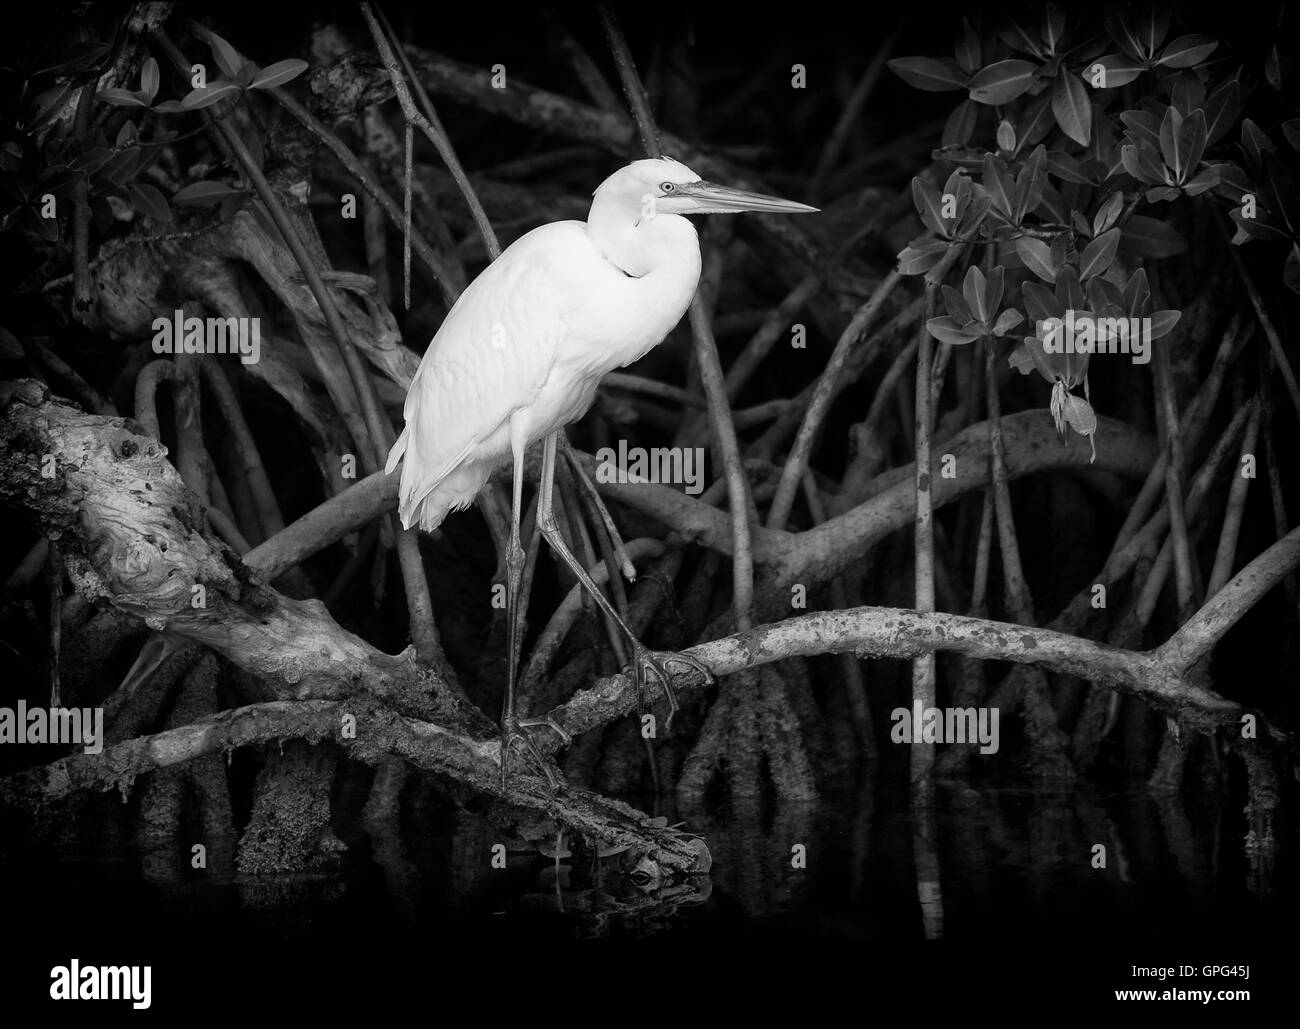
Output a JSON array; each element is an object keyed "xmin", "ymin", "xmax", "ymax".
[
  {"xmin": 661, "ymin": 651, "xmax": 713, "ymax": 684},
  {"xmin": 630, "ymin": 647, "xmax": 712, "ymax": 734},
  {"xmin": 499, "ymin": 717, "xmax": 569, "ymax": 792},
  {"xmin": 520, "ymin": 715, "xmax": 571, "ymax": 746}
]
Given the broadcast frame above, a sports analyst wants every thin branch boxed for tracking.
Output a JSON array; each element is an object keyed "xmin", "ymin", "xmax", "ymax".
[
  {"xmin": 403, "ymin": 122, "xmax": 413, "ymax": 307},
  {"xmin": 1225, "ymin": 236, "xmax": 1300, "ymax": 423},
  {"xmin": 70, "ymin": 82, "xmax": 95, "ymax": 316},
  {"xmin": 560, "ymin": 434, "xmax": 636, "ymax": 582},
  {"xmin": 690, "ymin": 298, "xmax": 755, "ymax": 630},
  {"xmin": 598, "ymin": 4, "xmax": 661, "ymax": 158},
  {"xmin": 1260, "ymin": 357, "xmax": 1298, "ymax": 635},
  {"xmin": 1151, "ymin": 311, "xmax": 1197, "ymax": 618},
  {"xmin": 725, "ymin": 273, "xmax": 822, "ymax": 401},
  {"xmin": 1134, "ymin": 398, "xmax": 1257, "ymax": 627},
  {"xmin": 755, "ymin": 294, "xmax": 923, "ymax": 474},
  {"xmin": 862, "ymin": 333, "xmax": 919, "ymax": 437},
  {"xmin": 803, "ymin": 471, "xmax": 875, "ymax": 756},
  {"xmin": 361, "ymin": 3, "xmax": 502, "ymax": 260},
  {"xmin": 133, "ymin": 360, "xmax": 181, "ymax": 440},
  {"xmin": 985, "ymin": 336, "xmax": 1031, "ymax": 618},
  {"xmin": 199, "ymin": 361, "xmax": 286, "ymax": 537},
  {"xmin": 46, "ymin": 541, "xmax": 62, "ymax": 707},
  {"xmin": 3, "ymin": 538, "xmax": 49, "ymax": 595},
  {"xmin": 911, "ymin": 281, "xmax": 940, "ymax": 788},
  {"xmin": 1158, "ymin": 525, "xmax": 1300, "ymax": 673},
  {"xmin": 1208, "ymin": 399, "xmax": 1260, "ymax": 597},
  {"xmin": 21, "ymin": 336, "xmax": 117, "ymax": 415},
  {"xmin": 403, "ymin": 46, "xmax": 824, "ymax": 269},
  {"xmin": 766, "ymin": 269, "xmax": 904, "ymax": 529},
  {"xmin": 602, "ymin": 372, "xmax": 705, "ymax": 409},
  {"xmin": 1112, "ymin": 311, "xmax": 1245, "ymax": 554},
  {"xmin": 208, "ymin": 507, "xmax": 252, "ymax": 555},
  {"xmin": 548, "ymin": 10, "xmax": 622, "ymax": 114},
  {"xmin": 809, "ymin": 24, "xmax": 901, "ymax": 201},
  {"xmin": 268, "ymin": 83, "xmax": 459, "ymax": 305}
]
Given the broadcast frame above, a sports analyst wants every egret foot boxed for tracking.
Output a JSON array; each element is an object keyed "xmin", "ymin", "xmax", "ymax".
[
  {"xmin": 499, "ymin": 715, "xmax": 571, "ymax": 791},
  {"xmin": 629, "ymin": 645, "xmax": 713, "ymax": 733}
]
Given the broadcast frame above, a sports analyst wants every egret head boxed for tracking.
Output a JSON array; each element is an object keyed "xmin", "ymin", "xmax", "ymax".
[
  {"xmin": 595, "ymin": 157, "xmax": 819, "ymax": 219},
  {"xmin": 588, "ymin": 157, "xmax": 815, "ymax": 276}
]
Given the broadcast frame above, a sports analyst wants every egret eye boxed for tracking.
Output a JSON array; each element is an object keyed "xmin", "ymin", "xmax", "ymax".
[{"xmin": 660, "ymin": 181, "xmax": 675, "ymax": 193}]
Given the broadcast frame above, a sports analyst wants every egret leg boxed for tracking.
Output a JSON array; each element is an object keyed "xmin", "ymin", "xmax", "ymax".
[
  {"xmin": 537, "ymin": 432, "xmax": 712, "ymax": 731},
  {"xmin": 501, "ymin": 420, "xmax": 570, "ymax": 791}
]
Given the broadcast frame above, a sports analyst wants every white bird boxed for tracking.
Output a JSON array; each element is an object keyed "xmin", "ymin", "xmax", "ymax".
[{"xmin": 385, "ymin": 156, "xmax": 816, "ymax": 787}]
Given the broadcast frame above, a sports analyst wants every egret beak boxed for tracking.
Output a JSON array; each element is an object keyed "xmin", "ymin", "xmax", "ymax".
[{"xmin": 677, "ymin": 180, "xmax": 819, "ymax": 215}]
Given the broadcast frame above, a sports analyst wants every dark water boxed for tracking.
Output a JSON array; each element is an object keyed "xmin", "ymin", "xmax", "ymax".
[
  {"xmin": 3, "ymin": 775, "xmax": 1293, "ymax": 1012},
  {"xmin": 3, "ymin": 779, "xmax": 1292, "ymax": 944}
]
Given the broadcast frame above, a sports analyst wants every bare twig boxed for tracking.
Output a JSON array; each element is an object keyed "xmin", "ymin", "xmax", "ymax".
[
  {"xmin": 208, "ymin": 507, "xmax": 252, "ymax": 555},
  {"xmin": 726, "ymin": 274, "xmax": 822, "ymax": 401},
  {"xmin": 47, "ymin": 541, "xmax": 62, "ymax": 707},
  {"xmin": 548, "ymin": 10, "xmax": 622, "ymax": 114},
  {"xmin": 133, "ymin": 360, "xmax": 181, "ymax": 440},
  {"xmin": 1159, "ymin": 525, "xmax": 1300, "ymax": 673},
  {"xmin": 912, "ymin": 282, "xmax": 939, "ymax": 788},
  {"xmin": 21, "ymin": 336, "xmax": 117, "ymax": 415},
  {"xmin": 268, "ymin": 84, "xmax": 459, "ymax": 305},
  {"xmin": 690, "ymin": 299, "xmax": 755, "ymax": 630},
  {"xmin": 602, "ymin": 372, "xmax": 705, "ymax": 409},
  {"xmin": 809, "ymin": 24, "xmax": 901, "ymax": 202},
  {"xmin": 70, "ymin": 82, "xmax": 95, "ymax": 316},
  {"xmin": 1225, "ymin": 235, "xmax": 1300, "ymax": 423},
  {"xmin": 361, "ymin": 3, "xmax": 502, "ymax": 260},
  {"xmin": 560, "ymin": 434, "xmax": 636, "ymax": 582},
  {"xmin": 803, "ymin": 471, "xmax": 875, "ymax": 756},
  {"xmin": 200, "ymin": 361, "xmax": 286, "ymax": 537},
  {"xmin": 984, "ymin": 338, "xmax": 1031, "ymax": 617},
  {"xmin": 1134, "ymin": 399, "xmax": 1257, "ymax": 626},
  {"xmin": 1112, "ymin": 312, "xmax": 1245, "ymax": 554},
  {"xmin": 3, "ymin": 538, "xmax": 49, "ymax": 596},
  {"xmin": 598, "ymin": 5, "xmax": 661, "ymax": 158},
  {"xmin": 1151, "ymin": 316, "xmax": 1197, "ymax": 618},
  {"xmin": 766, "ymin": 269, "xmax": 904, "ymax": 529},
  {"xmin": 1208, "ymin": 399, "xmax": 1261, "ymax": 597}
]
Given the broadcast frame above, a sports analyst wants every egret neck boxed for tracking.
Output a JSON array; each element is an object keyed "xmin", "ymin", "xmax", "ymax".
[{"xmin": 584, "ymin": 179, "xmax": 702, "ymax": 368}]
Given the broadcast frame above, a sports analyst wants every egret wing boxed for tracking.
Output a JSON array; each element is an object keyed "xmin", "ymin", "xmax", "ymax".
[{"xmin": 396, "ymin": 222, "xmax": 591, "ymax": 492}]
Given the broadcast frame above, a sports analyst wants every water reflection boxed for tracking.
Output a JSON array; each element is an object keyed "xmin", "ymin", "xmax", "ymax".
[{"xmin": 0, "ymin": 776, "xmax": 1291, "ymax": 941}]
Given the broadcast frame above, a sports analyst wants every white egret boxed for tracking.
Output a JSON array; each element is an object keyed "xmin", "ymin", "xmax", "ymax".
[{"xmin": 385, "ymin": 157, "xmax": 817, "ymax": 787}]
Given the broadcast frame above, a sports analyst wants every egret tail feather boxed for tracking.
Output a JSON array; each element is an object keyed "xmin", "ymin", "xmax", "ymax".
[{"xmin": 400, "ymin": 459, "xmax": 494, "ymax": 533}]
